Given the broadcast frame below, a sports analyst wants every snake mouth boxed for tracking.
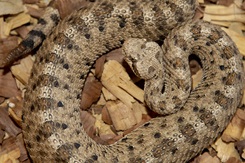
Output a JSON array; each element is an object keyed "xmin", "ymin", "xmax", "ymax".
[{"xmin": 123, "ymin": 56, "xmax": 141, "ymax": 77}]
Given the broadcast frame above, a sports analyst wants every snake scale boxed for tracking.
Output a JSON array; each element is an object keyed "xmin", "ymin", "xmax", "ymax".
[{"xmin": 3, "ymin": 0, "xmax": 244, "ymax": 162}]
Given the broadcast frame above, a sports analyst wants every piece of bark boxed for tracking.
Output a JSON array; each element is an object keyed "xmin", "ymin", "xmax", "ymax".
[
  {"xmin": 52, "ymin": 0, "xmax": 92, "ymax": 19},
  {"xmin": 0, "ymin": 136, "xmax": 21, "ymax": 163},
  {"xmin": 242, "ymin": 148, "xmax": 245, "ymax": 160},
  {"xmin": 0, "ymin": 36, "xmax": 19, "ymax": 57},
  {"xmin": 0, "ymin": 70, "xmax": 20, "ymax": 98},
  {"xmin": 101, "ymin": 105, "xmax": 113, "ymax": 125},
  {"xmin": 191, "ymin": 152, "xmax": 220, "ymax": 163},
  {"xmin": 242, "ymin": 1, "xmax": 245, "ymax": 10},
  {"xmin": 235, "ymin": 139, "xmax": 245, "ymax": 158},
  {"xmin": 22, "ymin": 0, "xmax": 39, "ymax": 4},
  {"xmin": 105, "ymin": 48, "xmax": 125, "ymax": 64},
  {"xmin": 92, "ymin": 105, "xmax": 103, "ymax": 115},
  {"xmin": 80, "ymin": 75, "xmax": 102, "ymax": 110},
  {"xmin": 0, "ymin": 107, "xmax": 21, "ymax": 137},
  {"xmin": 217, "ymin": 0, "xmax": 234, "ymax": 6},
  {"xmin": 225, "ymin": 157, "xmax": 242, "ymax": 163},
  {"xmin": 94, "ymin": 55, "xmax": 106, "ymax": 79},
  {"xmin": 193, "ymin": 6, "xmax": 204, "ymax": 20},
  {"xmin": 80, "ymin": 111, "xmax": 96, "ymax": 138},
  {"xmin": 15, "ymin": 25, "xmax": 32, "ymax": 39},
  {"xmin": 26, "ymin": 5, "xmax": 45, "ymax": 18},
  {"xmin": 16, "ymin": 133, "xmax": 29, "ymax": 162},
  {"xmin": 190, "ymin": 60, "xmax": 202, "ymax": 75},
  {"xmin": 0, "ymin": 127, "xmax": 5, "ymax": 144}
]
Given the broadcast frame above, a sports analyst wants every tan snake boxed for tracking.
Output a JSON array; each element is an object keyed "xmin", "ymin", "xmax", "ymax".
[{"xmin": 1, "ymin": 0, "xmax": 244, "ymax": 162}]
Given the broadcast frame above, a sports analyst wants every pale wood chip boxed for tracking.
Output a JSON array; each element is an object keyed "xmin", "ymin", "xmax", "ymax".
[
  {"xmin": 106, "ymin": 101, "xmax": 137, "ymax": 131},
  {"xmin": 101, "ymin": 60, "xmax": 144, "ymax": 108},
  {"xmin": 222, "ymin": 109, "xmax": 245, "ymax": 142},
  {"xmin": 203, "ymin": 3, "xmax": 245, "ymax": 23},
  {"xmin": 102, "ymin": 87, "xmax": 117, "ymax": 101},
  {"xmin": 0, "ymin": 0, "xmax": 24, "ymax": 16},
  {"xmin": 8, "ymin": 96, "xmax": 23, "ymax": 127},
  {"xmin": 94, "ymin": 114, "xmax": 116, "ymax": 139},
  {"xmin": 11, "ymin": 55, "xmax": 33, "ymax": 86},
  {"xmin": 210, "ymin": 21, "xmax": 245, "ymax": 31},
  {"xmin": 212, "ymin": 138, "xmax": 241, "ymax": 162},
  {"xmin": 192, "ymin": 70, "xmax": 203, "ymax": 89},
  {"xmin": 222, "ymin": 27, "xmax": 245, "ymax": 56},
  {"xmin": 242, "ymin": 148, "xmax": 245, "ymax": 159},
  {"xmin": 5, "ymin": 13, "xmax": 31, "ymax": 34}
]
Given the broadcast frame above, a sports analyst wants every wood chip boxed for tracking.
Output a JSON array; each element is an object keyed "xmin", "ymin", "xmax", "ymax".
[
  {"xmin": 0, "ymin": 0, "xmax": 24, "ymax": 16},
  {"xmin": 80, "ymin": 75, "xmax": 102, "ymax": 110},
  {"xmin": 101, "ymin": 60, "xmax": 144, "ymax": 108},
  {"xmin": 0, "ymin": 70, "xmax": 20, "ymax": 98},
  {"xmin": 222, "ymin": 27, "xmax": 245, "ymax": 56},
  {"xmin": 217, "ymin": 0, "xmax": 234, "ymax": 6},
  {"xmin": 222, "ymin": 109, "xmax": 245, "ymax": 142},
  {"xmin": 0, "ymin": 107, "xmax": 21, "ymax": 137},
  {"xmin": 11, "ymin": 55, "xmax": 33, "ymax": 86},
  {"xmin": 212, "ymin": 138, "xmax": 241, "ymax": 162},
  {"xmin": 102, "ymin": 87, "xmax": 117, "ymax": 101},
  {"xmin": 5, "ymin": 13, "xmax": 31, "ymax": 34},
  {"xmin": 191, "ymin": 152, "xmax": 220, "ymax": 163},
  {"xmin": 0, "ymin": 1, "xmax": 244, "ymax": 162},
  {"xmin": 106, "ymin": 101, "xmax": 138, "ymax": 131}
]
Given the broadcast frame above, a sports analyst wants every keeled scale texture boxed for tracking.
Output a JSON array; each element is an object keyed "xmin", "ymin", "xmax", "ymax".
[{"xmin": 18, "ymin": 0, "xmax": 244, "ymax": 162}]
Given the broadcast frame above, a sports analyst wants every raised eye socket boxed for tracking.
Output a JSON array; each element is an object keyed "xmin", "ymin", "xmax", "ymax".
[{"xmin": 128, "ymin": 55, "xmax": 138, "ymax": 62}]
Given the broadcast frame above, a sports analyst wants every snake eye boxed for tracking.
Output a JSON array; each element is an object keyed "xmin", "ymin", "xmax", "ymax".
[{"xmin": 128, "ymin": 55, "xmax": 138, "ymax": 63}]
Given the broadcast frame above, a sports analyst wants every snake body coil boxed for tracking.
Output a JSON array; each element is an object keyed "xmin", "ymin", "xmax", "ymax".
[{"xmin": 14, "ymin": 0, "xmax": 244, "ymax": 162}]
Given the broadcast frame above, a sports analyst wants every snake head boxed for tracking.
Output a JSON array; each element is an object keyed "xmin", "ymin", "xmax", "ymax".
[{"xmin": 122, "ymin": 38, "xmax": 163, "ymax": 80}]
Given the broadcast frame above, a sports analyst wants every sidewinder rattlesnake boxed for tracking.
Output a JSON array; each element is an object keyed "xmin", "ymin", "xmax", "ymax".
[{"xmin": 2, "ymin": 0, "xmax": 244, "ymax": 162}]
